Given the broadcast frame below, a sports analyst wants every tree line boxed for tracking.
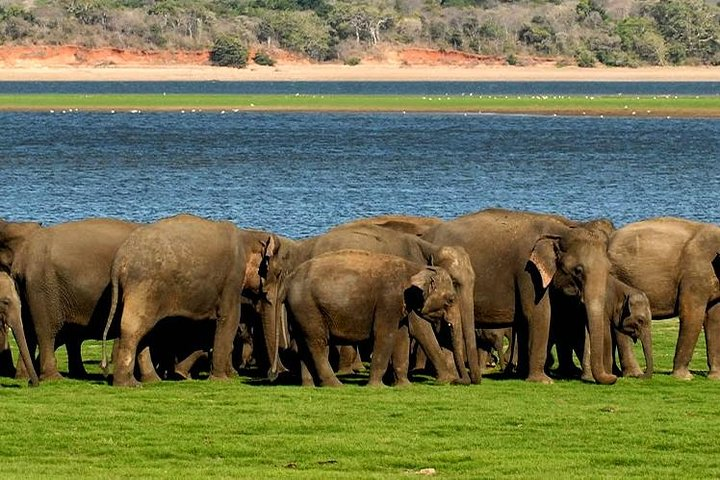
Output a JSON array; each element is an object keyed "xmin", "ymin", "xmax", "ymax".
[{"xmin": 0, "ymin": 0, "xmax": 718, "ymax": 67}]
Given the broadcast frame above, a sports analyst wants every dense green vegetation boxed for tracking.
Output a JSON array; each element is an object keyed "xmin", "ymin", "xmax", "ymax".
[
  {"xmin": 0, "ymin": 93, "xmax": 718, "ymax": 117},
  {"xmin": 1, "ymin": 319, "xmax": 719, "ymax": 478},
  {"xmin": 0, "ymin": 0, "xmax": 718, "ymax": 67}
]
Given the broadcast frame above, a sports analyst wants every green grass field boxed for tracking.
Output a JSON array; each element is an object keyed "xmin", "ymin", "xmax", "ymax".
[
  {"xmin": 0, "ymin": 93, "xmax": 718, "ymax": 117},
  {"xmin": 1, "ymin": 319, "xmax": 718, "ymax": 479}
]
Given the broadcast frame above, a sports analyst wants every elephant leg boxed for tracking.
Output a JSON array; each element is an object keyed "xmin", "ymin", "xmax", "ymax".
[
  {"xmin": 673, "ymin": 297, "xmax": 706, "ymax": 380},
  {"xmin": 112, "ymin": 301, "xmax": 154, "ymax": 387},
  {"xmin": 300, "ymin": 359, "xmax": 314, "ymax": 387},
  {"xmin": 210, "ymin": 299, "xmax": 241, "ymax": 381},
  {"xmin": 615, "ymin": 331, "xmax": 643, "ymax": 377},
  {"xmin": 36, "ymin": 331, "xmax": 62, "ymax": 381},
  {"xmin": 336, "ymin": 345, "xmax": 357, "ymax": 376},
  {"xmin": 175, "ymin": 350, "xmax": 208, "ymax": 380},
  {"xmin": 704, "ymin": 304, "xmax": 720, "ymax": 380},
  {"xmin": 137, "ymin": 346, "xmax": 161, "ymax": 383},
  {"xmin": 409, "ymin": 314, "xmax": 458, "ymax": 384},
  {"xmin": 477, "ymin": 347, "xmax": 490, "ymax": 373},
  {"xmin": 368, "ymin": 328, "xmax": 397, "ymax": 387},
  {"xmin": 411, "ymin": 343, "xmax": 428, "ymax": 373},
  {"xmin": 307, "ymin": 341, "xmax": 342, "ymax": 387},
  {"xmin": 390, "ymin": 325, "xmax": 411, "ymax": 387},
  {"xmin": 523, "ymin": 293, "xmax": 553, "ymax": 384},
  {"xmin": 66, "ymin": 338, "xmax": 87, "ymax": 379}
]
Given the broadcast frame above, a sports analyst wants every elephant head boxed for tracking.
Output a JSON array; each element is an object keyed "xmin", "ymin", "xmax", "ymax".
[
  {"xmin": 0, "ymin": 272, "xmax": 38, "ymax": 386},
  {"xmin": 427, "ymin": 246, "xmax": 481, "ymax": 384},
  {"xmin": 529, "ymin": 226, "xmax": 616, "ymax": 385},
  {"xmin": 406, "ymin": 266, "xmax": 464, "ymax": 372},
  {"xmin": 617, "ymin": 290, "xmax": 653, "ymax": 378}
]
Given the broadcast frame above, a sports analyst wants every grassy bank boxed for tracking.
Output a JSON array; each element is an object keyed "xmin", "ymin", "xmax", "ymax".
[
  {"xmin": 1, "ymin": 319, "xmax": 718, "ymax": 479},
  {"xmin": 0, "ymin": 93, "xmax": 718, "ymax": 117}
]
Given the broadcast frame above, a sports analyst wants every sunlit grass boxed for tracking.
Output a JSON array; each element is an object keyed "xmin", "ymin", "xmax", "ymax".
[
  {"xmin": 0, "ymin": 93, "xmax": 718, "ymax": 117},
  {"xmin": 1, "ymin": 319, "xmax": 718, "ymax": 479}
]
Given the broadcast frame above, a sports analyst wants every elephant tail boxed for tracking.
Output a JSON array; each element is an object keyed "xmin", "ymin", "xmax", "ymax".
[{"xmin": 100, "ymin": 267, "xmax": 120, "ymax": 377}]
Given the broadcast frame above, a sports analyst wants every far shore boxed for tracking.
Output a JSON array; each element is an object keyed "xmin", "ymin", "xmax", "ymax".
[{"xmin": 2, "ymin": 63, "xmax": 720, "ymax": 82}]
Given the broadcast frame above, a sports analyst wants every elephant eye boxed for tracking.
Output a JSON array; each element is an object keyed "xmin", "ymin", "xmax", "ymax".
[{"xmin": 573, "ymin": 265, "xmax": 584, "ymax": 278}]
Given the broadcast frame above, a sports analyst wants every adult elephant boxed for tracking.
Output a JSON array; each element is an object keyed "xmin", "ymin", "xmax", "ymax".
[
  {"xmin": 422, "ymin": 208, "xmax": 617, "ymax": 384},
  {"xmin": 283, "ymin": 250, "xmax": 462, "ymax": 387},
  {"xmin": 608, "ymin": 217, "xmax": 720, "ymax": 380},
  {"xmin": 262, "ymin": 223, "xmax": 480, "ymax": 384},
  {"xmin": 101, "ymin": 214, "xmax": 278, "ymax": 387},
  {"xmin": 0, "ymin": 218, "xmax": 140, "ymax": 381},
  {"xmin": 0, "ymin": 272, "xmax": 39, "ymax": 386},
  {"xmin": 333, "ymin": 215, "xmax": 444, "ymax": 236}
]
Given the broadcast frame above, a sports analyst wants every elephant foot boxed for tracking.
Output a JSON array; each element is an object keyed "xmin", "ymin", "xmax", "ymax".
[
  {"xmin": 435, "ymin": 373, "xmax": 459, "ymax": 385},
  {"xmin": 39, "ymin": 371, "xmax": 64, "ymax": 382},
  {"xmin": 140, "ymin": 371, "xmax": 162, "ymax": 383},
  {"xmin": 320, "ymin": 376, "xmax": 343, "ymax": 387},
  {"xmin": 113, "ymin": 376, "xmax": 141, "ymax": 387},
  {"xmin": 209, "ymin": 373, "xmax": 232, "ymax": 381},
  {"xmin": 394, "ymin": 378, "xmax": 412, "ymax": 388},
  {"xmin": 672, "ymin": 368, "xmax": 694, "ymax": 381},
  {"xmin": 580, "ymin": 372, "xmax": 594, "ymax": 383},
  {"xmin": 622, "ymin": 368, "xmax": 644, "ymax": 378},
  {"xmin": 707, "ymin": 370, "xmax": 720, "ymax": 381},
  {"xmin": 174, "ymin": 368, "xmax": 191, "ymax": 380},
  {"xmin": 527, "ymin": 373, "xmax": 554, "ymax": 384}
]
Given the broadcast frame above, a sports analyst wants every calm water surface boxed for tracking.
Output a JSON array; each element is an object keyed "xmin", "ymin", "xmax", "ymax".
[{"xmin": 1, "ymin": 108, "xmax": 718, "ymax": 237}]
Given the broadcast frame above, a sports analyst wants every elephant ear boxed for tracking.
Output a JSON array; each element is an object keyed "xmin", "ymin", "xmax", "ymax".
[
  {"xmin": 528, "ymin": 237, "xmax": 559, "ymax": 290},
  {"xmin": 405, "ymin": 267, "xmax": 438, "ymax": 314},
  {"xmin": 0, "ymin": 221, "xmax": 42, "ymax": 271}
]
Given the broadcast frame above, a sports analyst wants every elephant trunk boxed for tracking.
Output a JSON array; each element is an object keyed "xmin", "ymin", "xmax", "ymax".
[
  {"xmin": 640, "ymin": 325, "xmax": 653, "ymax": 379},
  {"xmin": 262, "ymin": 279, "xmax": 283, "ymax": 381},
  {"xmin": 8, "ymin": 305, "xmax": 38, "ymax": 387},
  {"xmin": 458, "ymin": 286, "xmax": 481, "ymax": 384},
  {"xmin": 446, "ymin": 302, "xmax": 470, "ymax": 384},
  {"xmin": 586, "ymin": 282, "xmax": 617, "ymax": 385}
]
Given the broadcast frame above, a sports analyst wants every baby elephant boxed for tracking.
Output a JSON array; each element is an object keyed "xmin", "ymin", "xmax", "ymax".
[
  {"xmin": 0, "ymin": 272, "xmax": 39, "ymax": 386},
  {"xmin": 284, "ymin": 249, "xmax": 460, "ymax": 387}
]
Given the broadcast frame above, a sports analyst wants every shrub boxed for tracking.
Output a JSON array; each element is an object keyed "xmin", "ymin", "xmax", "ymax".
[
  {"xmin": 343, "ymin": 56, "xmax": 361, "ymax": 66},
  {"xmin": 506, "ymin": 53, "xmax": 518, "ymax": 65},
  {"xmin": 575, "ymin": 48, "xmax": 596, "ymax": 67},
  {"xmin": 210, "ymin": 37, "xmax": 249, "ymax": 68},
  {"xmin": 253, "ymin": 50, "xmax": 276, "ymax": 66}
]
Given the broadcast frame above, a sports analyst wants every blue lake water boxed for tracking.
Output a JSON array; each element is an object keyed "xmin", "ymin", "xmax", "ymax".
[{"xmin": 1, "ymin": 82, "xmax": 719, "ymax": 238}]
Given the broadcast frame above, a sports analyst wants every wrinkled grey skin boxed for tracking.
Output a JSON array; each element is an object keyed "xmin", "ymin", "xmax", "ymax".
[
  {"xmin": 423, "ymin": 208, "xmax": 617, "ymax": 385},
  {"xmin": 101, "ymin": 214, "xmax": 278, "ymax": 387},
  {"xmin": 0, "ymin": 218, "xmax": 142, "ymax": 382},
  {"xmin": 282, "ymin": 250, "xmax": 461, "ymax": 387},
  {"xmin": 609, "ymin": 217, "xmax": 720, "ymax": 380}
]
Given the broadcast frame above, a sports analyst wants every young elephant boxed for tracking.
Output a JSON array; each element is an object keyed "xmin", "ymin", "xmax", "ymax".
[
  {"xmin": 0, "ymin": 272, "xmax": 39, "ymax": 386},
  {"xmin": 284, "ymin": 250, "xmax": 460, "ymax": 387},
  {"xmin": 549, "ymin": 275, "xmax": 653, "ymax": 380}
]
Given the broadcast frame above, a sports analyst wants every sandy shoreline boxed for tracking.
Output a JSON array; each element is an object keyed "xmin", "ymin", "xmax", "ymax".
[{"xmin": 2, "ymin": 63, "xmax": 719, "ymax": 82}]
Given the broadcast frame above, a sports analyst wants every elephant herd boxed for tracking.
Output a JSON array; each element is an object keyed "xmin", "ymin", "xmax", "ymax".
[{"xmin": 0, "ymin": 208, "xmax": 718, "ymax": 388}]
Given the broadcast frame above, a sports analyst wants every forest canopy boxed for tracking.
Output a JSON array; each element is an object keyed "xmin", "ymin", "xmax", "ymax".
[{"xmin": 0, "ymin": 0, "xmax": 718, "ymax": 67}]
